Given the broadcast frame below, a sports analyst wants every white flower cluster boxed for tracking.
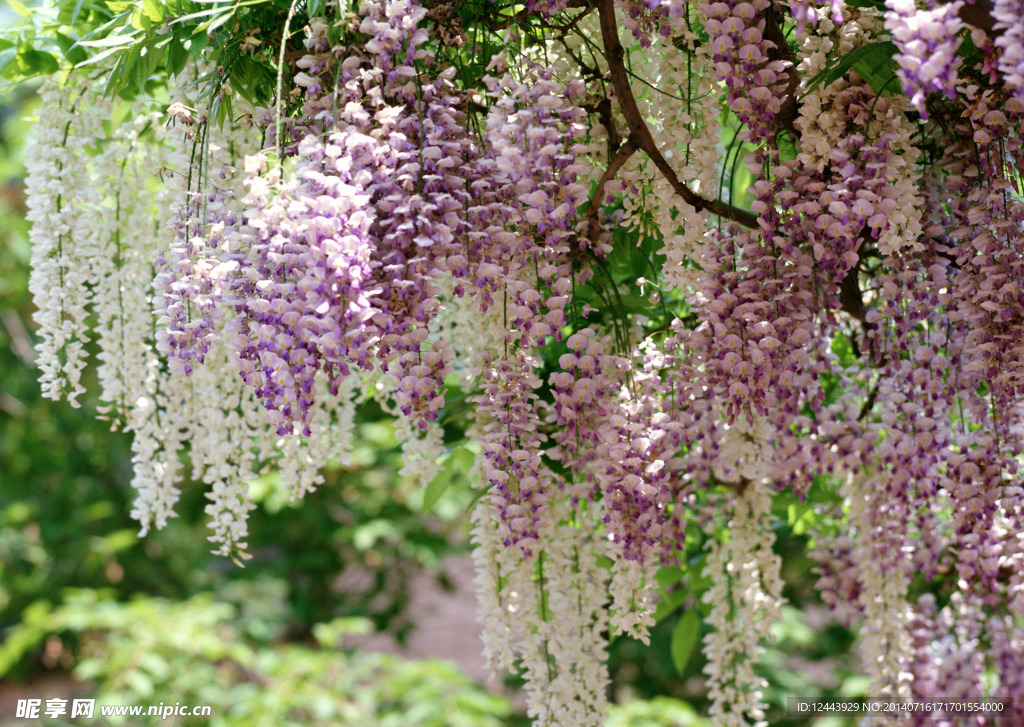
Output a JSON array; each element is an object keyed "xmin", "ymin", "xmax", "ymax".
[
  {"xmin": 25, "ymin": 78, "xmax": 104, "ymax": 407},
  {"xmin": 128, "ymin": 379, "xmax": 189, "ymax": 536},
  {"xmin": 702, "ymin": 479, "xmax": 785, "ymax": 727},
  {"xmin": 471, "ymin": 493, "xmax": 613, "ymax": 727},
  {"xmin": 470, "ymin": 487, "xmax": 520, "ymax": 672},
  {"xmin": 795, "ymin": 9, "xmax": 924, "ymax": 256},
  {"xmin": 642, "ymin": 3, "xmax": 722, "ymax": 290},
  {"xmin": 22, "ymin": 67, "xmax": 367, "ymax": 558},
  {"xmin": 91, "ymin": 110, "xmax": 164, "ymax": 429},
  {"xmin": 716, "ymin": 414, "xmax": 775, "ymax": 483},
  {"xmin": 608, "ymin": 554, "xmax": 658, "ymax": 642},
  {"xmin": 794, "ymin": 12, "xmax": 856, "ymax": 166},
  {"xmin": 395, "ymin": 417, "xmax": 446, "ymax": 489},
  {"xmin": 841, "ymin": 471, "xmax": 915, "ymax": 707},
  {"xmin": 541, "ymin": 498, "xmax": 611, "ymax": 727},
  {"xmin": 432, "ymin": 274, "xmax": 504, "ymax": 385}
]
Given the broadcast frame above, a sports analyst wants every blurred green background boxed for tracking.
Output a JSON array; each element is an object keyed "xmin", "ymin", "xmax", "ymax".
[{"xmin": 0, "ymin": 52, "xmax": 865, "ymax": 727}]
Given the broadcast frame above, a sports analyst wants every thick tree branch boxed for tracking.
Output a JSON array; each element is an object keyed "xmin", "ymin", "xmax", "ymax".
[
  {"xmin": 588, "ymin": 137, "xmax": 638, "ymax": 240},
  {"xmin": 595, "ymin": 97, "xmax": 622, "ymax": 151},
  {"xmin": 839, "ymin": 263, "xmax": 867, "ymax": 323},
  {"xmin": 595, "ymin": 0, "xmax": 759, "ymax": 230},
  {"xmin": 763, "ymin": 4, "xmax": 800, "ymax": 139}
]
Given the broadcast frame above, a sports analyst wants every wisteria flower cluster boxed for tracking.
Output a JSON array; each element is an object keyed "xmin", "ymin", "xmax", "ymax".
[{"xmin": 885, "ymin": 0, "xmax": 964, "ymax": 115}]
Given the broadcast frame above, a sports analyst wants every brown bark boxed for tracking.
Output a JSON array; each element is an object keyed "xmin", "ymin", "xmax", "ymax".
[{"xmin": 595, "ymin": 0, "xmax": 759, "ymax": 230}]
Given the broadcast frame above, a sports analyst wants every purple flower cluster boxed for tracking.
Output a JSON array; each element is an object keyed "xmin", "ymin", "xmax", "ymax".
[
  {"xmin": 683, "ymin": 195, "xmax": 821, "ymax": 427},
  {"xmin": 478, "ymin": 350, "xmax": 549, "ymax": 555},
  {"xmin": 597, "ymin": 357, "xmax": 685, "ymax": 561},
  {"xmin": 701, "ymin": 0, "xmax": 791, "ymax": 144},
  {"xmin": 229, "ymin": 0, "xmax": 472, "ymax": 434},
  {"xmin": 885, "ymin": 0, "xmax": 964, "ymax": 116},
  {"xmin": 944, "ymin": 99, "xmax": 1024, "ymax": 412},
  {"xmin": 471, "ymin": 63, "xmax": 596, "ymax": 553},
  {"xmin": 154, "ymin": 179, "xmax": 239, "ymax": 374},
  {"xmin": 547, "ymin": 328, "xmax": 619, "ymax": 472},
  {"xmin": 616, "ymin": 0, "xmax": 685, "ymax": 48},
  {"xmin": 230, "ymin": 136, "xmax": 380, "ymax": 436},
  {"xmin": 905, "ymin": 594, "xmax": 987, "ymax": 726},
  {"xmin": 799, "ymin": 95, "xmax": 1024, "ymax": 701},
  {"xmin": 994, "ymin": 0, "xmax": 1024, "ymax": 103},
  {"xmin": 546, "ymin": 328, "xmax": 684, "ymax": 561}
]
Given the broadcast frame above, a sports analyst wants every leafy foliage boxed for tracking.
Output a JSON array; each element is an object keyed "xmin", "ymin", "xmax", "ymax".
[{"xmin": 1, "ymin": 590, "xmax": 514, "ymax": 726}]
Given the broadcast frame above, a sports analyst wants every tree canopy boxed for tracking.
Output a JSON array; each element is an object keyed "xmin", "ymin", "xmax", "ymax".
[{"xmin": 3, "ymin": 0, "xmax": 1024, "ymax": 724}]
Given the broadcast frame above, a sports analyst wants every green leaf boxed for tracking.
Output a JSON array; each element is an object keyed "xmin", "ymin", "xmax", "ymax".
[
  {"xmin": 786, "ymin": 502, "xmax": 815, "ymax": 535},
  {"xmin": 54, "ymin": 32, "xmax": 89, "ymax": 66},
  {"xmin": 312, "ymin": 617, "xmax": 374, "ymax": 648},
  {"xmin": 130, "ymin": 5, "xmax": 149, "ymax": 30},
  {"xmin": 75, "ymin": 41, "xmax": 130, "ymax": 69},
  {"xmin": 15, "ymin": 47, "xmax": 60, "ymax": 76},
  {"xmin": 8, "ymin": 0, "xmax": 32, "ymax": 16},
  {"xmin": 204, "ymin": 7, "xmax": 235, "ymax": 33},
  {"xmin": 652, "ymin": 588, "xmax": 687, "ymax": 624},
  {"xmin": 830, "ymin": 333, "xmax": 856, "ymax": 368},
  {"xmin": 422, "ymin": 455, "xmax": 455, "ymax": 513},
  {"xmin": 165, "ymin": 34, "xmax": 188, "ymax": 76},
  {"xmin": 76, "ymin": 33, "xmax": 139, "ymax": 48},
  {"xmin": 851, "ymin": 42, "xmax": 899, "ymax": 96},
  {"xmin": 654, "ymin": 565, "xmax": 684, "ymax": 589},
  {"xmin": 0, "ymin": 48, "xmax": 16, "ymax": 79},
  {"xmin": 670, "ymin": 609, "xmax": 700, "ymax": 676},
  {"xmin": 802, "ymin": 42, "xmax": 897, "ymax": 98},
  {"xmin": 141, "ymin": 0, "xmax": 165, "ymax": 21},
  {"xmin": 70, "ymin": 0, "xmax": 88, "ymax": 24},
  {"xmin": 186, "ymin": 28, "xmax": 209, "ymax": 54}
]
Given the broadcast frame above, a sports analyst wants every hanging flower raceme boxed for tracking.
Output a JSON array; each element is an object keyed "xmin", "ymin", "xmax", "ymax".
[
  {"xmin": 993, "ymin": 0, "xmax": 1024, "ymax": 103},
  {"xmin": 590, "ymin": 336, "xmax": 685, "ymax": 564},
  {"xmin": 231, "ymin": 135, "xmax": 380, "ymax": 436},
  {"xmin": 469, "ymin": 58, "xmax": 597, "ymax": 552},
  {"xmin": 25, "ymin": 77, "xmax": 105, "ymax": 407},
  {"xmin": 228, "ymin": 0, "xmax": 475, "ymax": 435},
  {"xmin": 700, "ymin": 0, "xmax": 791, "ymax": 144},
  {"xmin": 884, "ymin": 0, "xmax": 964, "ymax": 116},
  {"xmin": 153, "ymin": 162, "xmax": 241, "ymax": 374}
]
